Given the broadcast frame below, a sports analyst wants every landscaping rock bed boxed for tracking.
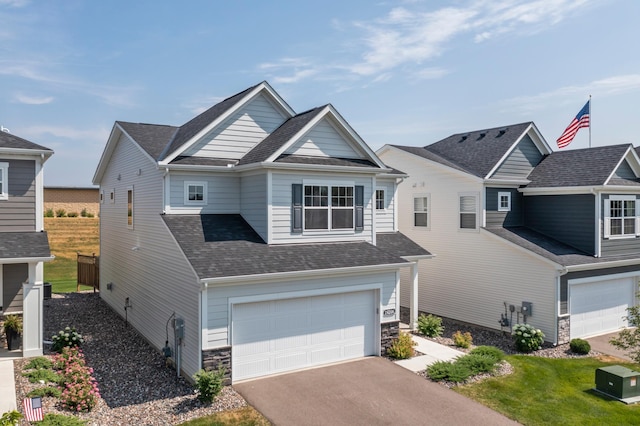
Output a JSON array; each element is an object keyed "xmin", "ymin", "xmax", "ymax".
[{"xmin": 14, "ymin": 292, "xmax": 246, "ymax": 425}]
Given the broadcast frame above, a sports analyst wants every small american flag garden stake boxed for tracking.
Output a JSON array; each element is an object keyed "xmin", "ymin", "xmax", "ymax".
[{"xmin": 22, "ymin": 396, "xmax": 44, "ymax": 422}]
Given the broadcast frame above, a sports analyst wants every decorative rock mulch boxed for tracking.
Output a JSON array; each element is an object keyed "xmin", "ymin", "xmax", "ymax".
[{"xmin": 13, "ymin": 292, "xmax": 246, "ymax": 426}]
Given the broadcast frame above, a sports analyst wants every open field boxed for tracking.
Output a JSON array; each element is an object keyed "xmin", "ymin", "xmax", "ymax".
[{"xmin": 44, "ymin": 217, "xmax": 100, "ymax": 293}]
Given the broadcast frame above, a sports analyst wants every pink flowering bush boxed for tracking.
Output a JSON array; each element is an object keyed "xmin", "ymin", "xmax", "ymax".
[{"xmin": 53, "ymin": 346, "xmax": 100, "ymax": 412}]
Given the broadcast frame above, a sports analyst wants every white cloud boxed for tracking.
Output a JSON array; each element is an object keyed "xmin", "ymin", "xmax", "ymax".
[
  {"xmin": 14, "ymin": 93, "xmax": 54, "ymax": 105},
  {"xmin": 0, "ymin": 0, "xmax": 30, "ymax": 7},
  {"xmin": 19, "ymin": 124, "xmax": 110, "ymax": 142}
]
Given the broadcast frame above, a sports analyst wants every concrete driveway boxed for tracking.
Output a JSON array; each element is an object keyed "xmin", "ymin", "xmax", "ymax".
[
  {"xmin": 587, "ymin": 331, "xmax": 634, "ymax": 362},
  {"xmin": 234, "ymin": 357, "xmax": 518, "ymax": 426}
]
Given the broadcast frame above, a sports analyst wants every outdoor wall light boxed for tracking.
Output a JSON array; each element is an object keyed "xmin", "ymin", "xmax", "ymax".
[{"xmin": 106, "ymin": 282, "xmax": 113, "ymax": 291}]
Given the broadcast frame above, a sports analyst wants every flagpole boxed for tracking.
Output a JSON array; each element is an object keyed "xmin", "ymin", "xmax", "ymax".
[{"xmin": 589, "ymin": 94, "xmax": 592, "ymax": 148}]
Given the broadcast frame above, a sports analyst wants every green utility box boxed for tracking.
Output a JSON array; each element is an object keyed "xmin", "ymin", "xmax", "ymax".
[{"xmin": 595, "ymin": 365, "xmax": 640, "ymax": 399}]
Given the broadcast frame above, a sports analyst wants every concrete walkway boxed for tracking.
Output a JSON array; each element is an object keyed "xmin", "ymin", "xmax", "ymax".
[
  {"xmin": 0, "ymin": 359, "xmax": 17, "ymax": 413},
  {"xmin": 394, "ymin": 333, "xmax": 465, "ymax": 372}
]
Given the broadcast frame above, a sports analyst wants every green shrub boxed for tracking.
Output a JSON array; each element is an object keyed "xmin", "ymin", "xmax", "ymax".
[
  {"xmin": 386, "ymin": 332, "xmax": 417, "ymax": 360},
  {"xmin": 24, "ymin": 356, "xmax": 53, "ymax": 370},
  {"xmin": 456, "ymin": 353, "xmax": 498, "ymax": 375},
  {"xmin": 27, "ymin": 386, "xmax": 62, "ymax": 398},
  {"xmin": 67, "ymin": 212, "xmax": 79, "ymax": 218},
  {"xmin": 37, "ymin": 413, "xmax": 88, "ymax": 425},
  {"xmin": 426, "ymin": 360, "xmax": 472, "ymax": 382},
  {"xmin": 513, "ymin": 323, "xmax": 545, "ymax": 353},
  {"xmin": 44, "ymin": 208, "xmax": 55, "ymax": 218},
  {"xmin": 80, "ymin": 208, "xmax": 88, "ymax": 217},
  {"xmin": 193, "ymin": 367, "xmax": 226, "ymax": 403},
  {"xmin": 22, "ymin": 368, "xmax": 61, "ymax": 384},
  {"xmin": 416, "ymin": 314, "xmax": 444, "ymax": 338},
  {"xmin": 570, "ymin": 338, "xmax": 591, "ymax": 355},
  {"xmin": 51, "ymin": 326, "xmax": 84, "ymax": 353},
  {"xmin": 0, "ymin": 410, "xmax": 23, "ymax": 426},
  {"xmin": 55, "ymin": 209, "xmax": 66, "ymax": 217},
  {"xmin": 453, "ymin": 330, "xmax": 473, "ymax": 349},
  {"xmin": 469, "ymin": 345, "xmax": 505, "ymax": 363},
  {"xmin": 86, "ymin": 212, "xmax": 95, "ymax": 218}
]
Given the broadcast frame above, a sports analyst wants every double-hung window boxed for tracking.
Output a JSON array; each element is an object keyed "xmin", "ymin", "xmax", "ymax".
[
  {"xmin": 127, "ymin": 186, "xmax": 134, "ymax": 229},
  {"xmin": 498, "ymin": 191, "xmax": 511, "ymax": 212},
  {"xmin": 413, "ymin": 195, "xmax": 429, "ymax": 227},
  {"xmin": 0, "ymin": 162, "xmax": 8, "ymax": 200},
  {"xmin": 459, "ymin": 193, "xmax": 478, "ymax": 230},
  {"xmin": 604, "ymin": 195, "xmax": 639, "ymax": 238},
  {"xmin": 292, "ymin": 183, "xmax": 363, "ymax": 232},
  {"xmin": 375, "ymin": 189, "xmax": 385, "ymax": 210}
]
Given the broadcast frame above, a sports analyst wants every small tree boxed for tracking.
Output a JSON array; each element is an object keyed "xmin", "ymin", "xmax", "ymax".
[{"xmin": 610, "ymin": 303, "xmax": 640, "ymax": 362}]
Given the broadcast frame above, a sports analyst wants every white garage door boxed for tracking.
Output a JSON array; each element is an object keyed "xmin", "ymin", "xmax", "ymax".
[
  {"xmin": 570, "ymin": 277, "xmax": 636, "ymax": 339},
  {"xmin": 232, "ymin": 290, "xmax": 377, "ymax": 381}
]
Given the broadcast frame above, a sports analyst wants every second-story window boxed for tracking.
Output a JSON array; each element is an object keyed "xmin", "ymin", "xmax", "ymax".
[
  {"xmin": 414, "ymin": 195, "xmax": 429, "ymax": 227},
  {"xmin": 303, "ymin": 185, "xmax": 353, "ymax": 230},
  {"xmin": 0, "ymin": 162, "xmax": 8, "ymax": 200},
  {"xmin": 498, "ymin": 191, "xmax": 511, "ymax": 212},
  {"xmin": 184, "ymin": 181, "xmax": 207, "ymax": 205},
  {"xmin": 459, "ymin": 193, "xmax": 478, "ymax": 230},
  {"xmin": 127, "ymin": 186, "xmax": 134, "ymax": 229},
  {"xmin": 605, "ymin": 195, "xmax": 638, "ymax": 238}
]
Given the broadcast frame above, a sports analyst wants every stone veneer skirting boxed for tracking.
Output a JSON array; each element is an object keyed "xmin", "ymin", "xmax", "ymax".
[
  {"xmin": 380, "ymin": 321, "xmax": 399, "ymax": 356},
  {"xmin": 202, "ymin": 346, "xmax": 232, "ymax": 384},
  {"xmin": 557, "ymin": 316, "xmax": 570, "ymax": 344}
]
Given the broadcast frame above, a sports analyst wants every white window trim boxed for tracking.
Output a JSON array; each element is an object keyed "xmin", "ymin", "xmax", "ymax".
[
  {"xmin": 127, "ymin": 186, "xmax": 134, "ymax": 230},
  {"xmin": 459, "ymin": 192, "xmax": 479, "ymax": 231},
  {"xmin": 184, "ymin": 181, "xmax": 208, "ymax": 206},
  {"xmin": 375, "ymin": 188, "xmax": 386, "ymax": 211},
  {"xmin": 302, "ymin": 179, "xmax": 356, "ymax": 233},
  {"xmin": 413, "ymin": 193, "xmax": 430, "ymax": 229},
  {"xmin": 109, "ymin": 189, "xmax": 115, "ymax": 204},
  {"xmin": 99, "ymin": 190, "xmax": 104, "ymax": 204},
  {"xmin": 0, "ymin": 162, "xmax": 9, "ymax": 201},
  {"xmin": 498, "ymin": 191, "xmax": 511, "ymax": 212},
  {"xmin": 604, "ymin": 195, "xmax": 639, "ymax": 239}
]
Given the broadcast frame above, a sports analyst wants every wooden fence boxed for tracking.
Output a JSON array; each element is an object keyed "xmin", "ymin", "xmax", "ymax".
[{"xmin": 77, "ymin": 253, "xmax": 99, "ymax": 292}]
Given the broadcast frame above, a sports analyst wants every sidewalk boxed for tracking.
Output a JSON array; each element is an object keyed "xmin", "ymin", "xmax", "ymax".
[
  {"xmin": 394, "ymin": 333, "xmax": 465, "ymax": 372},
  {"xmin": 0, "ymin": 359, "xmax": 17, "ymax": 413}
]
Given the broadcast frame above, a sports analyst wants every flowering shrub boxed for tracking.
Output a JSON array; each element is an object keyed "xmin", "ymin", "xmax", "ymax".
[
  {"xmin": 512, "ymin": 323, "xmax": 545, "ymax": 353},
  {"xmin": 52, "ymin": 327, "xmax": 84, "ymax": 353},
  {"xmin": 53, "ymin": 347, "xmax": 100, "ymax": 412}
]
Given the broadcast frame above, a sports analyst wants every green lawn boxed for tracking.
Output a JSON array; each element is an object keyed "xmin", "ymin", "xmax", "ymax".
[
  {"xmin": 44, "ymin": 257, "xmax": 95, "ymax": 293},
  {"xmin": 178, "ymin": 406, "xmax": 270, "ymax": 426},
  {"xmin": 455, "ymin": 355, "xmax": 640, "ymax": 425}
]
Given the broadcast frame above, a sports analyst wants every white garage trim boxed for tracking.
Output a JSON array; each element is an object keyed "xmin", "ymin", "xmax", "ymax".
[
  {"xmin": 230, "ymin": 286, "xmax": 381, "ymax": 382},
  {"xmin": 569, "ymin": 275, "xmax": 639, "ymax": 339}
]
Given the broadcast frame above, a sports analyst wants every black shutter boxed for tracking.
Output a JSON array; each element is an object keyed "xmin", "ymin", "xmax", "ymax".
[
  {"xmin": 292, "ymin": 184, "xmax": 303, "ymax": 233},
  {"xmin": 355, "ymin": 185, "xmax": 364, "ymax": 231}
]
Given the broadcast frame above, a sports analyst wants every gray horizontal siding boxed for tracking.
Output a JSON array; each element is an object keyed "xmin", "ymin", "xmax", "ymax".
[
  {"xmin": 614, "ymin": 160, "xmax": 636, "ymax": 180},
  {"xmin": 486, "ymin": 188, "xmax": 523, "ymax": 227},
  {"xmin": 0, "ymin": 159, "xmax": 35, "ymax": 232},
  {"xmin": 3, "ymin": 263, "xmax": 27, "ymax": 313},
  {"xmin": 524, "ymin": 194, "xmax": 595, "ymax": 255},
  {"xmin": 492, "ymin": 135, "xmax": 543, "ymax": 179},
  {"xmin": 601, "ymin": 194, "xmax": 640, "ymax": 256}
]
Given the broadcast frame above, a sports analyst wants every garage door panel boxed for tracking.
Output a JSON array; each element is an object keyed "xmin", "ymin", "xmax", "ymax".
[
  {"xmin": 232, "ymin": 290, "xmax": 377, "ymax": 381},
  {"xmin": 571, "ymin": 277, "xmax": 635, "ymax": 339}
]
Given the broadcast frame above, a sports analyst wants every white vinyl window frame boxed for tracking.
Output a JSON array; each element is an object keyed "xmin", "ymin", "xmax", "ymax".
[
  {"xmin": 498, "ymin": 191, "xmax": 511, "ymax": 212},
  {"xmin": 302, "ymin": 180, "xmax": 356, "ymax": 232},
  {"xmin": 127, "ymin": 186, "xmax": 134, "ymax": 229},
  {"xmin": 459, "ymin": 192, "xmax": 479, "ymax": 231},
  {"xmin": 99, "ymin": 190, "xmax": 104, "ymax": 204},
  {"xmin": 184, "ymin": 181, "xmax": 208, "ymax": 206},
  {"xmin": 413, "ymin": 194, "xmax": 430, "ymax": 229},
  {"xmin": 604, "ymin": 195, "xmax": 639, "ymax": 239},
  {"xmin": 110, "ymin": 189, "xmax": 115, "ymax": 204},
  {"xmin": 0, "ymin": 162, "xmax": 8, "ymax": 200}
]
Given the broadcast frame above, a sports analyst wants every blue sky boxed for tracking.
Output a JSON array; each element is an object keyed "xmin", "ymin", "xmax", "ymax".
[{"xmin": 1, "ymin": 0, "xmax": 638, "ymax": 186}]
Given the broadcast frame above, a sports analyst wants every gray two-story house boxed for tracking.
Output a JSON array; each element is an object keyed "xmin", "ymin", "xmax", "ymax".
[
  {"xmin": 0, "ymin": 130, "xmax": 53, "ymax": 357},
  {"xmin": 92, "ymin": 82, "xmax": 430, "ymax": 382},
  {"xmin": 379, "ymin": 122, "xmax": 640, "ymax": 345}
]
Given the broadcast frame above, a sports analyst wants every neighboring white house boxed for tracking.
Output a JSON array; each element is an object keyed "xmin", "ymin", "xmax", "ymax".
[
  {"xmin": 92, "ymin": 82, "xmax": 430, "ymax": 382},
  {"xmin": 0, "ymin": 130, "xmax": 54, "ymax": 357},
  {"xmin": 378, "ymin": 122, "xmax": 640, "ymax": 344}
]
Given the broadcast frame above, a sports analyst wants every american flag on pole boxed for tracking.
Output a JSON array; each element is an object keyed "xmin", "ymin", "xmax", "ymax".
[
  {"xmin": 22, "ymin": 396, "xmax": 44, "ymax": 422},
  {"xmin": 557, "ymin": 100, "xmax": 590, "ymax": 148}
]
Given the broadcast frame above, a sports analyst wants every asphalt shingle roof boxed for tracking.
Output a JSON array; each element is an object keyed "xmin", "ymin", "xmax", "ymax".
[
  {"xmin": 422, "ymin": 122, "xmax": 533, "ymax": 178},
  {"xmin": 117, "ymin": 122, "xmax": 178, "ymax": 160},
  {"xmin": 162, "ymin": 214, "xmax": 408, "ymax": 280},
  {"xmin": 274, "ymin": 155, "xmax": 378, "ymax": 168},
  {"xmin": 0, "ymin": 232, "xmax": 51, "ymax": 259},
  {"xmin": 526, "ymin": 144, "xmax": 638, "ymax": 188},
  {"xmin": 0, "ymin": 131, "xmax": 52, "ymax": 152},
  {"xmin": 485, "ymin": 226, "xmax": 640, "ymax": 267},
  {"xmin": 375, "ymin": 232, "xmax": 431, "ymax": 258},
  {"xmin": 238, "ymin": 107, "xmax": 325, "ymax": 165}
]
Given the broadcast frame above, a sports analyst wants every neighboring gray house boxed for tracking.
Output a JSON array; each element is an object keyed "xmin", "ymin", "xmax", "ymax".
[
  {"xmin": 378, "ymin": 122, "xmax": 640, "ymax": 345},
  {"xmin": 92, "ymin": 82, "xmax": 430, "ymax": 382},
  {"xmin": 0, "ymin": 130, "xmax": 54, "ymax": 357}
]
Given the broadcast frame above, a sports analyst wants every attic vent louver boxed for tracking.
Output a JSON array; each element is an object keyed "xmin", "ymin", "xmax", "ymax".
[
  {"xmin": 459, "ymin": 133, "xmax": 469, "ymax": 142},
  {"xmin": 477, "ymin": 132, "xmax": 487, "ymax": 140},
  {"xmin": 498, "ymin": 128, "xmax": 507, "ymax": 137}
]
